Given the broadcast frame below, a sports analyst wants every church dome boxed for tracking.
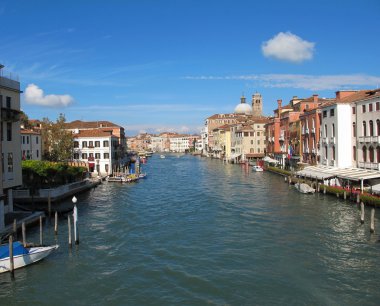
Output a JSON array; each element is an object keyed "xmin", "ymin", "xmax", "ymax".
[{"xmin": 234, "ymin": 95, "xmax": 252, "ymax": 115}]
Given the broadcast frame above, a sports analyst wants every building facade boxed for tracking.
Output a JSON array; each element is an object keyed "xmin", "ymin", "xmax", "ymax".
[{"xmin": 21, "ymin": 129, "xmax": 42, "ymax": 161}]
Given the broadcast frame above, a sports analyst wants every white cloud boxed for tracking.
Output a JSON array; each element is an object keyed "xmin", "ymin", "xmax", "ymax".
[
  {"xmin": 24, "ymin": 84, "xmax": 74, "ymax": 107},
  {"xmin": 183, "ymin": 73, "xmax": 380, "ymax": 91},
  {"xmin": 262, "ymin": 32, "xmax": 315, "ymax": 63}
]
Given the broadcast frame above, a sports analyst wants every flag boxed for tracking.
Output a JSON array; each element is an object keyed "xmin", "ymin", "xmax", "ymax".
[{"xmin": 288, "ymin": 145, "xmax": 293, "ymax": 159}]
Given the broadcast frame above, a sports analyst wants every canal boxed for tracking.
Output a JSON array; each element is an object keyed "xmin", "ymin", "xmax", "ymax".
[{"xmin": 1, "ymin": 154, "xmax": 380, "ymax": 305}]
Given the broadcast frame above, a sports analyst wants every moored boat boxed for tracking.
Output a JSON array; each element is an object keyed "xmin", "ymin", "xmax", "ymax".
[
  {"xmin": 252, "ymin": 165, "xmax": 264, "ymax": 172},
  {"xmin": 0, "ymin": 241, "xmax": 59, "ymax": 273},
  {"xmin": 295, "ymin": 183, "xmax": 315, "ymax": 194}
]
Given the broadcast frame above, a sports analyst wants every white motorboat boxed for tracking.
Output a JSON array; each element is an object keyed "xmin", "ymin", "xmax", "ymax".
[
  {"xmin": 0, "ymin": 241, "xmax": 59, "ymax": 273},
  {"xmin": 295, "ymin": 183, "xmax": 315, "ymax": 194},
  {"xmin": 160, "ymin": 155, "xmax": 166, "ymax": 159},
  {"xmin": 252, "ymin": 165, "xmax": 264, "ymax": 172}
]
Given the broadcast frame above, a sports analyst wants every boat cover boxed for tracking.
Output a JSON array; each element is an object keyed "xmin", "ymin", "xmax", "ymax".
[{"xmin": 0, "ymin": 241, "xmax": 29, "ymax": 259}]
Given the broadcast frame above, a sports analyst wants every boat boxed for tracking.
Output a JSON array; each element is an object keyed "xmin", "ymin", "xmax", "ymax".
[
  {"xmin": 139, "ymin": 173, "xmax": 147, "ymax": 179},
  {"xmin": 0, "ymin": 241, "xmax": 59, "ymax": 273},
  {"xmin": 160, "ymin": 155, "xmax": 165, "ymax": 159},
  {"xmin": 252, "ymin": 165, "xmax": 264, "ymax": 172},
  {"xmin": 295, "ymin": 183, "xmax": 315, "ymax": 194},
  {"xmin": 106, "ymin": 176, "xmax": 128, "ymax": 183}
]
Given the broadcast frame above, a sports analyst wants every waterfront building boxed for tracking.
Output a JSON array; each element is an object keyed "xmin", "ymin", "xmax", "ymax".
[
  {"xmin": 0, "ymin": 64, "xmax": 22, "ymax": 229},
  {"xmin": 20, "ymin": 129, "xmax": 42, "ymax": 161},
  {"xmin": 169, "ymin": 135, "xmax": 193, "ymax": 153},
  {"xmin": 73, "ymin": 129, "xmax": 119, "ymax": 176},
  {"xmin": 150, "ymin": 135, "xmax": 164, "ymax": 152}
]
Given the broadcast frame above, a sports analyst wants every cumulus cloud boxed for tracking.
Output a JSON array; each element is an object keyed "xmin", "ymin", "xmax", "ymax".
[
  {"xmin": 262, "ymin": 32, "xmax": 315, "ymax": 63},
  {"xmin": 183, "ymin": 73, "xmax": 380, "ymax": 91},
  {"xmin": 24, "ymin": 84, "xmax": 74, "ymax": 107}
]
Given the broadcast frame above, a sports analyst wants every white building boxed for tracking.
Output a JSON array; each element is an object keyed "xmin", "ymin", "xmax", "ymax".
[
  {"xmin": 73, "ymin": 130, "xmax": 119, "ymax": 176},
  {"xmin": 21, "ymin": 129, "xmax": 42, "ymax": 161},
  {"xmin": 0, "ymin": 64, "xmax": 22, "ymax": 229},
  {"xmin": 169, "ymin": 136, "xmax": 191, "ymax": 153},
  {"xmin": 150, "ymin": 136, "xmax": 164, "ymax": 152}
]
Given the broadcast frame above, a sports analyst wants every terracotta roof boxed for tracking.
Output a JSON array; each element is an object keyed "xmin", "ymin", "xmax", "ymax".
[
  {"xmin": 73, "ymin": 130, "xmax": 115, "ymax": 138},
  {"xmin": 339, "ymin": 89, "xmax": 380, "ymax": 103},
  {"xmin": 65, "ymin": 120, "xmax": 121, "ymax": 129},
  {"xmin": 21, "ymin": 129, "xmax": 40, "ymax": 135}
]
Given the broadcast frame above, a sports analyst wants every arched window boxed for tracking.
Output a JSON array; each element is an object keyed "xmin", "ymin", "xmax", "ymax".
[
  {"xmin": 324, "ymin": 124, "xmax": 328, "ymax": 137},
  {"xmin": 363, "ymin": 121, "xmax": 367, "ymax": 137},
  {"xmin": 353, "ymin": 146, "xmax": 356, "ymax": 161},
  {"xmin": 325, "ymin": 146, "xmax": 328, "ymax": 159},
  {"xmin": 377, "ymin": 119, "xmax": 380, "ymax": 136},
  {"xmin": 369, "ymin": 146, "xmax": 374, "ymax": 162},
  {"xmin": 363, "ymin": 146, "xmax": 367, "ymax": 162},
  {"xmin": 353, "ymin": 122, "xmax": 356, "ymax": 137},
  {"xmin": 332, "ymin": 146, "xmax": 335, "ymax": 160},
  {"xmin": 369, "ymin": 120, "xmax": 374, "ymax": 136},
  {"xmin": 332, "ymin": 124, "xmax": 335, "ymax": 137},
  {"xmin": 377, "ymin": 146, "xmax": 380, "ymax": 163}
]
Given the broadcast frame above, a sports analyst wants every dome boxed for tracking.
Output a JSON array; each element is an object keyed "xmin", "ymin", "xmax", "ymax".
[{"xmin": 234, "ymin": 96, "xmax": 252, "ymax": 115}]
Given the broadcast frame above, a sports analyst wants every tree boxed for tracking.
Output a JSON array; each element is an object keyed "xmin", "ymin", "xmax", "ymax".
[{"xmin": 41, "ymin": 113, "xmax": 73, "ymax": 162}]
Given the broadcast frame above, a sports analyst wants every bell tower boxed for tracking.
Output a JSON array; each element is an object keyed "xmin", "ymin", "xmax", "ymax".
[{"xmin": 251, "ymin": 92, "xmax": 263, "ymax": 117}]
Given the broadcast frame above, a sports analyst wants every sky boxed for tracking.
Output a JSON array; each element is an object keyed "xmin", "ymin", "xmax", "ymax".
[{"xmin": 1, "ymin": 0, "xmax": 380, "ymax": 136}]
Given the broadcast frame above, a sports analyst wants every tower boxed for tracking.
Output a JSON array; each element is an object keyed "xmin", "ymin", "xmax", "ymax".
[{"xmin": 251, "ymin": 92, "xmax": 263, "ymax": 117}]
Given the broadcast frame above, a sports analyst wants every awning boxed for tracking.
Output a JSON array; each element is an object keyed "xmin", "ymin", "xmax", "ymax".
[
  {"xmin": 230, "ymin": 153, "xmax": 242, "ymax": 159},
  {"xmin": 263, "ymin": 156, "xmax": 279, "ymax": 164},
  {"xmin": 296, "ymin": 165, "xmax": 380, "ymax": 181}
]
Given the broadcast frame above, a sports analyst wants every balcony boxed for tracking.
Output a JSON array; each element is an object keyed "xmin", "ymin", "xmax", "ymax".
[
  {"xmin": 330, "ymin": 137, "xmax": 336, "ymax": 144},
  {"xmin": 305, "ymin": 128, "xmax": 309, "ymax": 134},
  {"xmin": 303, "ymin": 147, "xmax": 309, "ymax": 153},
  {"xmin": 358, "ymin": 136, "xmax": 380, "ymax": 144},
  {"xmin": 358, "ymin": 161, "xmax": 380, "ymax": 171},
  {"xmin": 311, "ymin": 148, "xmax": 317, "ymax": 154},
  {"xmin": 329, "ymin": 160, "xmax": 336, "ymax": 167},
  {"xmin": 322, "ymin": 137, "xmax": 329, "ymax": 145},
  {"xmin": 311, "ymin": 127, "xmax": 316, "ymax": 134},
  {"xmin": 1, "ymin": 108, "xmax": 21, "ymax": 122},
  {"xmin": 322, "ymin": 159, "xmax": 327, "ymax": 165}
]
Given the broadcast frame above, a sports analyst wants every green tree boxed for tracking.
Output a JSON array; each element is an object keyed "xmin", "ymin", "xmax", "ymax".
[{"xmin": 41, "ymin": 113, "xmax": 73, "ymax": 162}]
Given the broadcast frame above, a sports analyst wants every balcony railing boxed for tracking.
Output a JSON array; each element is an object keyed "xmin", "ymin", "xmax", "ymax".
[
  {"xmin": 1, "ymin": 108, "xmax": 21, "ymax": 122},
  {"xmin": 305, "ymin": 128, "xmax": 309, "ymax": 134},
  {"xmin": 329, "ymin": 160, "xmax": 336, "ymax": 167},
  {"xmin": 322, "ymin": 137, "xmax": 329, "ymax": 145},
  {"xmin": 311, "ymin": 148, "xmax": 316, "ymax": 154},
  {"xmin": 358, "ymin": 136, "xmax": 380, "ymax": 144},
  {"xmin": 330, "ymin": 137, "xmax": 336, "ymax": 144},
  {"xmin": 358, "ymin": 161, "xmax": 380, "ymax": 170},
  {"xmin": 322, "ymin": 159, "xmax": 327, "ymax": 165},
  {"xmin": 311, "ymin": 127, "xmax": 316, "ymax": 134},
  {"xmin": 303, "ymin": 147, "xmax": 309, "ymax": 153}
]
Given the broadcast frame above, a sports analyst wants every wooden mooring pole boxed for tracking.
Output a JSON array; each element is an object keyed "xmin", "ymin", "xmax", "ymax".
[
  {"xmin": 13, "ymin": 219, "xmax": 17, "ymax": 240},
  {"xmin": 370, "ymin": 208, "xmax": 375, "ymax": 233},
  {"xmin": 39, "ymin": 216, "xmax": 43, "ymax": 246},
  {"xmin": 68, "ymin": 215, "xmax": 72, "ymax": 247},
  {"xmin": 73, "ymin": 205, "xmax": 79, "ymax": 245},
  {"xmin": 54, "ymin": 211, "xmax": 58, "ymax": 235},
  {"xmin": 22, "ymin": 222, "xmax": 26, "ymax": 247},
  {"xmin": 360, "ymin": 202, "xmax": 365, "ymax": 224},
  {"xmin": 9, "ymin": 235, "xmax": 14, "ymax": 278},
  {"xmin": 48, "ymin": 192, "xmax": 51, "ymax": 219}
]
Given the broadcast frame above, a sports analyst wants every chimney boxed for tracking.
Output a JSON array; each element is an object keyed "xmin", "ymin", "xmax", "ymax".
[
  {"xmin": 313, "ymin": 94, "xmax": 318, "ymax": 103},
  {"xmin": 277, "ymin": 99, "xmax": 282, "ymax": 118}
]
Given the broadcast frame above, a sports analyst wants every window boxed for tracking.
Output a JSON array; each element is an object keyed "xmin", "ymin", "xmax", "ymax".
[
  {"xmin": 363, "ymin": 146, "xmax": 367, "ymax": 162},
  {"xmin": 27, "ymin": 136, "xmax": 29, "ymax": 144},
  {"xmin": 74, "ymin": 153, "xmax": 79, "ymax": 159},
  {"xmin": 6, "ymin": 97, "xmax": 11, "ymax": 108},
  {"xmin": 330, "ymin": 109, "xmax": 334, "ymax": 117},
  {"xmin": 74, "ymin": 141, "xmax": 79, "ymax": 148},
  {"xmin": 22, "ymin": 136, "xmax": 25, "ymax": 144},
  {"xmin": 369, "ymin": 120, "xmax": 374, "ymax": 136},
  {"xmin": 332, "ymin": 146, "xmax": 335, "ymax": 160},
  {"xmin": 36, "ymin": 136, "xmax": 39, "ymax": 144},
  {"xmin": 95, "ymin": 141, "xmax": 100, "ymax": 147},
  {"xmin": 104, "ymin": 153, "xmax": 109, "ymax": 159},
  {"xmin": 1, "ymin": 153, "xmax": 3, "ymax": 173},
  {"xmin": 89, "ymin": 141, "xmax": 94, "ymax": 148},
  {"xmin": 325, "ymin": 146, "xmax": 328, "ymax": 159},
  {"xmin": 353, "ymin": 122, "xmax": 356, "ymax": 137},
  {"xmin": 250, "ymin": 132, "xmax": 254, "ymax": 136},
  {"xmin": 257, "ymin": 140, "xmax": 260, "ymax": 145},
  {"xmin": 352, "ymin": 106, "xmax": 356, "ymax": 114},
  {"xmin": 251, "ymin": 140, "xmax": 253, "ymax": 145},
  {"xmin": 353, "ymin": 146, "xmax": 356, "ymax": 161},
  {"xmin": 257, "ymin": 132, "xmax": 260, "ymax": 136},
  {"xmin": 82, "ymin": 153, "xmax": 88, "ymax": 159},
  {"xmin": 82, "ymin": 141, "xmax": 88, "ymax": 148},
  {"xmin": 369, "ymin": 104, "xmax": 373, "ymax": 112},
  {"xmin": 105, "ymin": 164, "xmax": 109, "ymax": 173},
  {"xmin": 7, "ymin": 153, "xmax": 13, "ymax": 172},
  {"xmin": 250, "ymin": 148, "xmax": 254, "ymax": 153},
  {"xmin": 258, "ymin": 148, "xmax": 261, "ymax": 153},
  {"xmin": 363, "ymin": 121, "xmax": 367, "ymax": 137},
  {"xmin": 323, "ymin": 110, "xmax": 327, "ymax": 118},
  {"xmin": 369, "ymin": 146, "xmax": 374, "ymax": 162},
  {"xmin": 377, "ymin": 146, "xmax": 380, "ymax": 163},
  {"xmin": 324, "ymin": 124, "xmax": 328, "ymax": 137},
  {"xmin": 7, "ymin": 122, "xmax": 12, "ymax": 141},
  {"xmin": 244, "ymin": 132, "xmax": 249, "ymax": 137},
  {"xmin": 95, "ymin": 153, "xmax": 101, "ymax": 159},
  {"xmin": 376, "ymin": 102, "xmax": 380, "ymax": 111},
  {"xmin": 362, "ymin": 105, "xmax": 366, "ymax": 113},
  {"xmin": 377, "ymin": 119, "xmax": 380, "ymax": 136},
  {"xmin": 332, "ymin": 124, "xmax": 335, "ymax": 137},
  {"xmin": 36, "ymin": 150, "xmax": 39, "ymax": 158}
]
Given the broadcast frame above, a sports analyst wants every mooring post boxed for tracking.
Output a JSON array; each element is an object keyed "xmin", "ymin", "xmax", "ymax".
[
  {"xmin": 360, "ymin": 202, "xmax": 365, "ymax": 224},
  {"xmin": 48, "ymin": 192, "xmax": 51, "ymax": 219},
  {"xmin": 323, "ymin": 186, "xmax": 326, "ymax": 194},
  {"xmin": 9, "ymin": 235, "xmax": 14, "ymax": 278},
  {"xmin": 343, "ymin": 191, "xmax": 346, "ymax": 200},
  {"xmin": 68, "ymin": 215, "xmax": 72, "ymax": 247},
  {"xmin": 13, "ymin": 219, "xmax": 17, "ymax": 240},
  {"xmin": 370, "ymin": 208, "xmax": 375, "ymax": 233},
  {"xmin": 22, "ymin": 222, "xmax": 26, "ymax": 247},
  {"xmin": 356, "ymin": 193, "xmax": 360, "ymax": 204},
  {"xmin": 54, "ymin": 211, "xmax": 58, "ymax": 235},
  {"xmin": 39, "ymin": 215, "xmax": 43, "ymax": 246},
  {"xmin": 73, "ymin": 205, "xmax": 79, "ymax": 245}
]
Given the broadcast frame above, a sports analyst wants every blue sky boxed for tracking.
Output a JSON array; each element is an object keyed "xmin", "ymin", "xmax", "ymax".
[{"xmin": 1, "ymin": 0, "xmax": 380, "ymax": 136}]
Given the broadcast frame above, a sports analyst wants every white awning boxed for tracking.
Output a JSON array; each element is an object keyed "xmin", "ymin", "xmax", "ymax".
[
  {"xmin": 263, "ymin": 156, "xmax": 279, "ymax": 164},
  {"xmin": 230, "ymin": 153, "xmax": 242, "ymax": 159},
  {"xmin": 296, "ymin": 165, "xmax": 380, "ymax": 181}
]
